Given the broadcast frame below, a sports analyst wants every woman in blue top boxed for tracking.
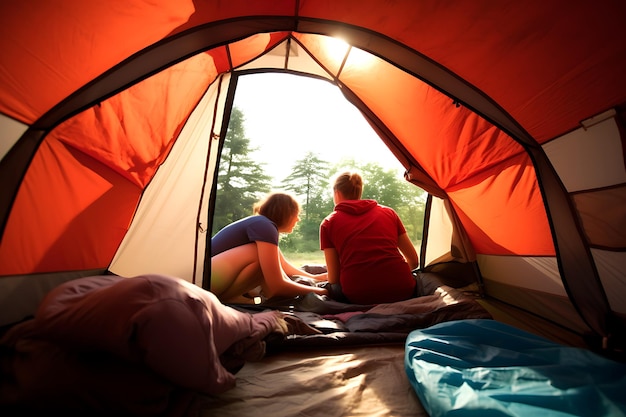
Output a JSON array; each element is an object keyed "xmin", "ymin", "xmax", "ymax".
[{"xmin": 211, "ymin": 192, "xmax": 328, "ymax": 303}]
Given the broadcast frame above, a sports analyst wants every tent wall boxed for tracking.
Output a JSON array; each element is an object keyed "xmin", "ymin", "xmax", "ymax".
[
  {"xmin": 474, "ymin": 115, "xmax": 626, "ymax": 344},
  {"xmin": 543, "ymin": 117, "xmax": 626, "ymax": 317},
  {"xmin": 0, "ymin": 269, "xmax": 107, "ymax": 328},
  {"xmin": 0, "ymin": 55, "xmax": 215, "ymax": 276},
  {"xmin": 110, "ymin": 74, "xmax": 231, "ymax": 284}
]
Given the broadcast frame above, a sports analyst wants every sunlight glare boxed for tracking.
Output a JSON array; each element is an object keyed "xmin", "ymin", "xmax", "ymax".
[
  {"xmin": 323, "ymin": 36, "xmax": 375, "ymax": 69},
  {"xmin": 346, "ymin": 45, "xmax": 376, "ymax": 68},
  {"xmin": 323, "ymin": 36, "xmax": 350, "ymax": 65}
]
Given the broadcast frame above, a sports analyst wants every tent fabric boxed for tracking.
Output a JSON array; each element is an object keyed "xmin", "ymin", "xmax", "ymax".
[
  {"xmin": 405, "ymin": 319, "xmax": 626, "ymax": 417},
  {"xmin": 0, "ymin": 1, "xmax": 625, "ymax": 355},
  {"xmin": 199, "ymin": 345, "xmax": 426, "ymax": 417},
  {"xmin": 109, "ymin": 74, "xmax": 230, "ymax": 283}
]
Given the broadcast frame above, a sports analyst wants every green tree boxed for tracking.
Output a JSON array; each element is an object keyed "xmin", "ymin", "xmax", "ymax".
[
  {"xmin": 280, "ymin": 152, "xmax": 331, "ymax": 251},
  {"xmin": 212, "ymin": 107, "xmax": 272, "ymax": 235},
  {"xmin": 395, "ymin": 180, "xmax": 426, "ymax": 243},
  {"xmin": 360, "ymin": 163, "xmax": 408, "ymax": 207},
  {"xmin": 281, "ymin": 152, "xmax": 330, "ymax": 219}
]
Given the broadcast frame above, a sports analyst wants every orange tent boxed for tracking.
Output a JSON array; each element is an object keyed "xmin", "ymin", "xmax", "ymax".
[{"xmin": 1, "ymin": 1, "xmax": 625, "ymax": 355}]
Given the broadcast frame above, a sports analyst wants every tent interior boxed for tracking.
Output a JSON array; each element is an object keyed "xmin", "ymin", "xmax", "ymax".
[{"xmin": 1, "ymin": 1, "xmax": 626, "ymax": 416}]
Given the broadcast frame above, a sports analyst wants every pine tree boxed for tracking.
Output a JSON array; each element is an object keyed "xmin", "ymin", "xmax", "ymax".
[
  {"xmin": 280, "ymin": 152, "xmax": 331, "ymax": 249},
  {"xmin": 212, "ymin": 107, "xmax": 272, "ymax": 235},
  {"xmin": 281, "ymin": 151, "xmax": 331, "ymax": 222}
]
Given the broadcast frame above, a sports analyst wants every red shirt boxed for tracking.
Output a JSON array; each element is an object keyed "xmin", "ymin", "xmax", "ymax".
[{"xmin": 320, "ymin": 200, "xmax": 416, "ymax": 304}]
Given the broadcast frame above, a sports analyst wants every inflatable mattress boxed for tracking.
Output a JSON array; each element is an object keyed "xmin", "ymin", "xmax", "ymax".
[{"xmin": 405, "ymin": 319, "xmax": 626, "ymax": 417}]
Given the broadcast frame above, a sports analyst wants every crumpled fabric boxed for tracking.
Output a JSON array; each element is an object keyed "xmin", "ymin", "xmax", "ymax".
[
  {"xmin": 220, "ymin": 310, "xmax": 289, "ymax": 372},
  {"xmin": 11, "ymin": 274, "xmax": 292, "ymax": 395},
  {"xmin": 0, "ymin": 274, "xmax": 331, "ymax": 416}
]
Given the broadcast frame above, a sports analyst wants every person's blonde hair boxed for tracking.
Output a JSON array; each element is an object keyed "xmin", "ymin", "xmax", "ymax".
[
  {"xmin": 333, "ymin": 171, "xmax": 363, "ymax": 200},
  {"xmin": 253, "ymin": 192, "xmax": 300, "ymax": 228}
]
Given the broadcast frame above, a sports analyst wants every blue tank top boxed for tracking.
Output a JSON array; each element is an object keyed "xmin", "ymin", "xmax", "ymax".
[{"xmin": 211, "ymin": 215, "xmax": 279, "ymax": 256}]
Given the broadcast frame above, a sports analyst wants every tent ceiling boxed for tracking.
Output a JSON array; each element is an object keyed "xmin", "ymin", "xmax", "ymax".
[{"xmin": 2, "ymin": 1, "xmax": 625, "ymax": 142}]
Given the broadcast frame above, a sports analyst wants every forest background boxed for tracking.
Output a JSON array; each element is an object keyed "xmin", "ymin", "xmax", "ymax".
[{"xmin": 212, "ymin": 107, "xmax": 426, "ymax": 265}]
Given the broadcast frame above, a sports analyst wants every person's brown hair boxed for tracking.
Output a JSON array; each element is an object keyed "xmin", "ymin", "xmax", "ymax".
[
  {"xmin": 333, "ymin": 171, "xmax": 363, "ymax": 200},
  {"xmin": 253, "ymin": 192, "xmax": 300, "ymax": 228}
]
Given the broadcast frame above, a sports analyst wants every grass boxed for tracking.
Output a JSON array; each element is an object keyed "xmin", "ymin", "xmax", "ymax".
[
  {"xmin": 285, "ymin": 243, "xmax": 422, "ymax": 269},
  {"xmin": 284, "ymin": 250, "xmax": 326, "ymax": 267}
]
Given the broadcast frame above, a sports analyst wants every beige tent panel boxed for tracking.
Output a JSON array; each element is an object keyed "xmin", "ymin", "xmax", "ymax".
[
  {"xmin": 573, "ymin": 186, "xmax": 626, "ymax": 248},
  {"xmin": 109, "ymin": 74, "xmax": 230, "ymax": 284},
  {"xmin": 543, "ymin": 117, "xmax": 626, "ymax": 192},
  {"xmin": 592, "ymin": 249, "xmax": 626, "ymax": 315},
  {"xmin": 423, "ymin": 196, "xmax": 454, "ymax": 265},
  {"xmin": 0, "ymin": 114, "xmax": 27, "ymax": 159},
  {"xmin": 478, "ymin": 255, "xmax": 566, "ymax": 296},
  {"xmin": 238, "ymin": 35, "xmax": 343, "ymax": 81}
]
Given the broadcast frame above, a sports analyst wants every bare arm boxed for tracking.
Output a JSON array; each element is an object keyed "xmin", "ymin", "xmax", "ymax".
[
  {"xmin": 323, "ymin": 248, "xmax": 341, "ymax": 285},
  {"xmin": 279, "ymin": 250, "xmax": 328, "ymax": 281},
  {"xmin": 398, "ymin": 232, "xmax": 419, "ymax": 270},
  {"xmin": 257, "ymin": 241, "xmax": 328, "ymax": 299}
]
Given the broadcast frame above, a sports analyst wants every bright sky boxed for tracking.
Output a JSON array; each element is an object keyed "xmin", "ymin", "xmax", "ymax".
[{"xmin": 232, "ymin": 72, "xmax": 405, "ymax": 184}]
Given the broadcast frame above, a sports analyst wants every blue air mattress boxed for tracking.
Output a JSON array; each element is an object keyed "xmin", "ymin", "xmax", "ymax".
[{"xmin": 404, "ymin": 319, "xmax": 626, "ymax": 417}]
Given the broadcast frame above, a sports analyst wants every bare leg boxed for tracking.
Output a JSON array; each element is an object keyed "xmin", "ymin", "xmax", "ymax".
[{"xmin": 210, "ymin": 243, "xmax": 264, "ymax": 302}]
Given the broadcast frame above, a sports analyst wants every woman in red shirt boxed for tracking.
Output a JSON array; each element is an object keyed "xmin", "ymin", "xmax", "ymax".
[{"xmin": 320, "ymin": 171, "xmax": 419, "ymax": 304}]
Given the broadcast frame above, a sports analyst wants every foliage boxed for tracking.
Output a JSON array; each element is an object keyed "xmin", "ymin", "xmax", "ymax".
[
  {"xmin": 212, "ymin": 107, "xmax": 272, "ymax": 235},
  {"xmin": 280, "ymin": 152, "xmax": 331, "ymax": 214},
  {"xmin": 280, "ymin": 152, "xmax": 333, "ymax": 250}
]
